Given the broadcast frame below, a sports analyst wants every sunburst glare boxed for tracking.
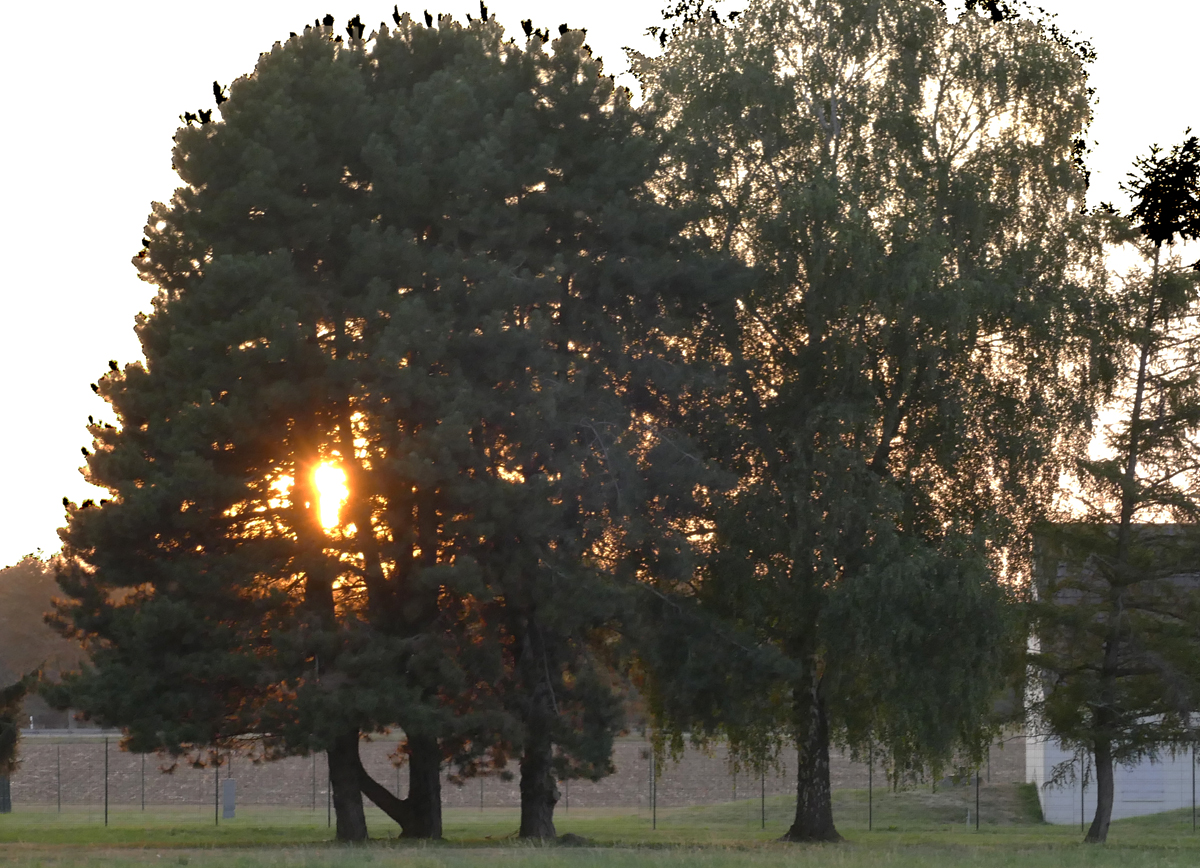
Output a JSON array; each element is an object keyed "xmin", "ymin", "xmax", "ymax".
[{"xmin": 313, "ymin": 463, "xmax": 349, "ymax": 530}]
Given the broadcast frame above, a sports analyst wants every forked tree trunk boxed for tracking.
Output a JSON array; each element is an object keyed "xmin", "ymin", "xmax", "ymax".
[
  {"xmin": 781, "ymin": 677, "xmax": 842, "ymax": 843},
  {"xmin": 1085, "ymin": 740, "xmax": 1115, "ymax": 843},
  {"xmin": 356, "ymin": 734, "xmax": 443, "ymax": 839},
  {"xmin": 519, "ymin": 684, "xmax": 559, "ymax": 839},
  {"xmin": 327, "ymin": 729, "xmax": 368, "ymax": 842}
]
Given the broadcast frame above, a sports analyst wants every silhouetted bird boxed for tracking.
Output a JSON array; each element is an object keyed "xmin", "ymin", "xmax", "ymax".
[
  {"xmin": 728, "ymin": 10, "xmax": 740, "ymax": 20},
  {"xmin": 62, "ymin": 497, "xmax": 70, "ymax": 508},
  {"xmin": 198, "ymin": 109, "xmax": 212, "ymax": 123},
  {"xmin": 81, "ymin": 447, "xmax": 89, "ymax": 457},
  {"xmin": 108, "ymin": 360, "xmax": 118, "ymax": 371},
  {"xmin": 558, "ymin": 23, "xmax": 568, "ymax": 35},
  {"xmin": 88, "ymin": 415, "xmax": 94, "ymax": 424},
  {"xmin": 521, "ymin": 18, "xmax": 532, "ymax": 37},
  {"xmin": 90, "ymin": 383, "xmax": 99, "ymax": 393},
  {"xmin": 659, "ymin": 30, "xmax": 667, "ymax": 46},
  {"xmin": 181, "ymin": 111, "xmax": 198, "ymax": 126},
  {"xmin": 323, "ymin": 13, "xmax": 334, "ymax": 26},
  {"xmin": 480, "ymin": 1, "xmax": 488, "ymax": 20},
  {"xmin": 213, "ymin": 81, "xmax": 228, "ymax": 105},
  {"xmin": 424, "ymin": 9, "xmax": 433, "ymax": 26},
  {"xmin": 394, "ymin": 5, "xmax": 403, "ymax": 24}
]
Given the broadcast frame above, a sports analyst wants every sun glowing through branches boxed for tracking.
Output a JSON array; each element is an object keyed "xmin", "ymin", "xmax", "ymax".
[{"xmin": 313, "ymin": 463, "xmax": 348, "ymax": 531}]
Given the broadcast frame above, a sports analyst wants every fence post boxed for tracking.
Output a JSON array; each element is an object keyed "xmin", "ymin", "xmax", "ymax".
[
  {"xmin": 975, "ymin": 771, "xmax": 980, "ymax": 831},
  {"xmin": 104, "ymin": 737, "xmax": 109, "ymax": 827},
  {"xmin": 868, "ymin": 750, "xmax": 873, "ymax": 832},
  {"xmin": 56, "ymin": 745, "xmax": 61, "ymax": 813},
  {"xmin": 141, "ymin": 753, "xmax": 145, "ymax": 812}
]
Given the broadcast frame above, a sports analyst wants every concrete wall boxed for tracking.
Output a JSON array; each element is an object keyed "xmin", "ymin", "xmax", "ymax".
[{"xmin": 6, "ymin": 730, "xmax": 1026, "ymax": 810}]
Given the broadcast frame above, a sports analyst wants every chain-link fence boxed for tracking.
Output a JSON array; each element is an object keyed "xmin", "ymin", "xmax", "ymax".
[{"xmin": 0, "ymin": 730, "xmax": 1030, "ymax": 832}]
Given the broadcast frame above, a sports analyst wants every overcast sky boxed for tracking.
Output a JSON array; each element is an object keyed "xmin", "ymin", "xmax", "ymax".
[{"xmin": 1, "ymin": 0, "xmax": 1196, "ymax": 568}]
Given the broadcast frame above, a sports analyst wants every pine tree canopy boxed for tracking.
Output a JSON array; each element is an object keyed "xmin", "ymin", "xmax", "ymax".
[{"xmin": 53, "ymin": 12, "xmax": 729, "ymax": 842}]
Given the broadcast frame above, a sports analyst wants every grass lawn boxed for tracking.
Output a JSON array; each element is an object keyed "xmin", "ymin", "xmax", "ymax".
[{"xmin": 3, "ymin": 784, "xmax": 1200, "ymax": 866}]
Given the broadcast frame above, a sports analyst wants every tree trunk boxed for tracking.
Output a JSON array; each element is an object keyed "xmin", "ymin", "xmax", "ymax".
[
  {"xmin": 327, "ymin": 729, "xmax": 368, "ymax": 842},
  {"xmin": 356, "ymin": 734, "xmax": 442, "ymax": 839},
  {"xmin": 781, "ymin": 677, "xmax": 842, "ymax": 842},
  {"xmin": 402, "ymin": 734, "xmax": 443, "ymax": 839},
  {"xmin": 1085, "ymin": 740, "xmax": 1115, "ymax": 843},
  {"xmin": 519, "ymin": 685, "xmax": 559, "ymax": 839}
]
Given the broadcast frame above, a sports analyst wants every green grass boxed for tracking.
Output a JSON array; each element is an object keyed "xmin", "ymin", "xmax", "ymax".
[{"xmin": 3, "ymin": 785, "xmax": 1200, "ymax": 867}]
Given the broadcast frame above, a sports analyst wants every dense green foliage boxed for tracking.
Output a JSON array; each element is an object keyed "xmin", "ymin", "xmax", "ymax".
[
  {"xmin": 45, "ymin": 0, "xmax": 1148, "ymax": 849},
  {"xmin": 53, "ymin": 11, "xmax": 722, "ymax": 843},
  {"xmin": 633, "ymin": 0, "xmax": 1108, "ymax": 841},
  {"xmin": 1031, "ymin": 133, "xmax": 1200, "ymax": 844}
]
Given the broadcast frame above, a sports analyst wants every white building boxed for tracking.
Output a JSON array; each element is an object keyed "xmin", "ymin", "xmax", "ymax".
[{"xmin": 1026, "ymin": 733, "xmax": 1199, "ymax": 824}]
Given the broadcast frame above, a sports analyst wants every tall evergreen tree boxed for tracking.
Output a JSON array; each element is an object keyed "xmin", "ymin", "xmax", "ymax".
[
  {"xmin": 1031, "ymin": 133, "xmax": 1200, "ymax": 844},
  {"xmin": 635, "ymin": 0, "xmax": 1109, "ymax": 840},
  {"xmin": 53, "ymin": 10, "xmax": 721, "ymax": 842}
]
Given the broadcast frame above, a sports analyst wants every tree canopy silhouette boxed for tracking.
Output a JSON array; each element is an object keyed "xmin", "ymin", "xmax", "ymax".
[
  {"xmin": 52, "ymin": 10, "xmax": 726, "ymax": 843},
  {"xmin": 634, "ymin": 0, "xmax": 1110, "ymax": 841}
]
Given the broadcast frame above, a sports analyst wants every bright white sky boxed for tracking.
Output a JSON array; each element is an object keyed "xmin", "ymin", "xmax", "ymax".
[{"xmin": 0, "ymin": 0, "xmax": 1196, "ymax": 568}]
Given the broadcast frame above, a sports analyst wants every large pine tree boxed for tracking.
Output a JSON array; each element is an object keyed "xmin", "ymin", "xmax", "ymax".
[{"xmin": 53, "ymin": 10, "xmax": 722, "ymax": 842}]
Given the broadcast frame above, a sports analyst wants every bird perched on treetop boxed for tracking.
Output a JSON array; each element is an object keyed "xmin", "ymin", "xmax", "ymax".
[
  {"xmin": 424, "ymin": 9, "xmax": 432, "ymax": 27},
  {"xmin": 323, "ymin": 13, "xmax": 334, "ymax": 26},
  {"xmin": 394, "ymin": 5, "xmax": 402, "ymax": 24},
  {"xmin": 521, "ymin": 18, "xmax": 532, "ymax": 37},
  {"xmin": 198, "ymin": 109, "xmax": 212, "ymax": 124},
  {"xmin": 558, "ymin": 23, "xmax": 568, "ymax": 35},
  {"xmin": 659, "ymin": 30, "xmax": 667, "ymax": 46},
  {"xmin": 213, "ymin": 82, "xmax": 227, "ymax": 105}
]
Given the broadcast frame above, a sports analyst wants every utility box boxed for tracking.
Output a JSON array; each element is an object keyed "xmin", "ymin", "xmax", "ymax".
[{"xmin": 222, "ymin": 779, "xmax": 236, "ymax": 820}]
